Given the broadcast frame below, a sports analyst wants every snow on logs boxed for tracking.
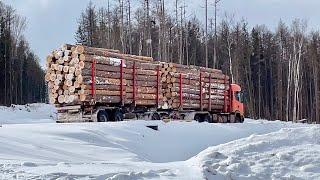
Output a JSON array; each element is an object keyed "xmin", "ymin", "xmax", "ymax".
[{"xmin": 45, "ymin": 44, "xmax": 229, "ymax": 111}]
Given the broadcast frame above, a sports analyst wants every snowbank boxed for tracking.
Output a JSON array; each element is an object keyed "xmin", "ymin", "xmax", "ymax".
[
  {"xmin": 191, "ymin": 126, "xmax": 320, "ymax": 179},
  {"xmin": 0, "ymin": 117, "xmax": 316, "ymax": 179},
  {"xmin": 0, "ymin": 103, "xmax": 56, "ymax": 124}
]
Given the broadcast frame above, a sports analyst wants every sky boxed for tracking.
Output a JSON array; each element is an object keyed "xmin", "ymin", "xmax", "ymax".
[{"xmin": 2, "ymin": 0, "xmax": 320, "ymax": 68}]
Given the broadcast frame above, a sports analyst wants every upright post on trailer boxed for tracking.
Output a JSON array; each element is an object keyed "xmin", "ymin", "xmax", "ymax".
[
  {"xmin": 179, "ymin": 73, "xmax": 183, "ymax": 109},
  {"xmin": 200, "ymin": 71, "xmax": 203, "ymax": 111},
  {"xmin": 91, "ymin": 59, "xmax": 96, "ymax": 99},
  {"xmin": 223, "ymin": 75, "xmax": 227, "ymax": 112},
  {"xmin": 120, "ymin": 59, "xmax": 124, "ymax": 106},
  {"xmin": 209, "ymin": 73, "xmax": 212, "ymax": 111},
  {"xmin": 133, "ymin": 61, "xmax": 136, "ymax": 106},
  {"xmin": 156, "ymin": 65, "xmax": 160, "ymax": 107},
  {"xmin": 188, "ymin": 75, "xmax": 191, "ymax": 107}
]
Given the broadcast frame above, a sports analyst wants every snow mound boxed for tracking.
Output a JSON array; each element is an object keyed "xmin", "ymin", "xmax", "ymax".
[
  {"xmin": 0, "ymin": 118, "xmax": 316, "ymax": 179},
  {"xmin": 191, "ymin": 126, "xmax": 320, "ymax": 179},
  {"xmin": 0, "ymin": 103, "xmax": 56, "ymax": 124},
  {"xmin": 0, "ymin": 103, "xmax": 318, "ymax": 179}
]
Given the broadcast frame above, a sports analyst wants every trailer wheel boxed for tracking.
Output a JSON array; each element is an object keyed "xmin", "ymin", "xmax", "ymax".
[
  {"xmin": 194, "ymin": 114, "xmax": 202, "ymax": 122},
  {"xmin": 113, "ymin": 110, "xmax": 124, "ymax": 121},
  {"xmin": 97, "ymin": 110, "xmax": 109, "ymax": 122},
  {"xmin": 151, "ymin": 113, "xmax": 161, "ymax": 120},
  {"xmin": 204, "ymin": 114, "xmax": 212, "ymax": 123}
]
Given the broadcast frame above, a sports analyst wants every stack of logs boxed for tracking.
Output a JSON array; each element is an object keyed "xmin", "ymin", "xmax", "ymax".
[
  {"xmin": 45, "ymin": 44, "xmax": 229, "ymax": 111},
  {"xmin": 160, "ymin": 63, "xmax": 229, "ymax": 110},
  {"xmin": 45, "ymin": 44, "xmax": 162, "ymax": 107}
]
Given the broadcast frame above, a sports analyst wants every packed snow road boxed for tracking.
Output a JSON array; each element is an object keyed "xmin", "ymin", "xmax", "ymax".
[{"xmin": 0, "ymin": 104, "xmax": 319, "ymax": 179}]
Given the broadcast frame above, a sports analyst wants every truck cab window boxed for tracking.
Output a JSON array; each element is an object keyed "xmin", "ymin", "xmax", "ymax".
[{"xmin": 235, "ymin": 91, "xmax": 242, "ymax": 102}]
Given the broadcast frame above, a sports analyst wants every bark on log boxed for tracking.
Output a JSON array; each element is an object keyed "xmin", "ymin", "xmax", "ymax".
[{"xmin": 76, "ymin": 45, "xmax": 153, "ymax": 62}]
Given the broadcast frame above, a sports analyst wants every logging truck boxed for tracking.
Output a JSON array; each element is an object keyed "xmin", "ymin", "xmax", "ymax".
[
  {"xmin": 46, "ymin": 44, "xmax": 244, "ymax": 123},
  {"xmin": 55, "ymin": 83, "xmax": 244, "ymax": 123}
]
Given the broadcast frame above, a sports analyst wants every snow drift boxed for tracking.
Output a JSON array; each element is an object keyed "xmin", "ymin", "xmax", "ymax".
[
  {"xmin": 191, "ymin": 126, "xmax": 320, "ymax": 179},
  {"xmin": 0, "ymin": 103, "xmax": 56, "ymax": 124}
]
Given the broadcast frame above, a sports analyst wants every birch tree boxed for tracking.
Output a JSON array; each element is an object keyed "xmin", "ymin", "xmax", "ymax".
[{"xmin": 290, "ymin": 19, "xmax": 307, "ymax": 122}]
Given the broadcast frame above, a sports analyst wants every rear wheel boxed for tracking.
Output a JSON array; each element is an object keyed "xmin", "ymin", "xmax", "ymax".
[
  {"xmin": 97, "ymin": 110, "xmax": 109, "ymax": 122},
  {"xmin": 203, "ymin": 114, "xmax": 212, "ymax": 123},
  {"xmin": 113, "ymin": 110, "xmax": 124, "ymax": 122},
  {"xmin": 151, "ymin": 113, "xmax": 161, "ymax": 120},
  {"xmin": 194, "ymin": 114, "xmax": 202, "ymax": 122}
]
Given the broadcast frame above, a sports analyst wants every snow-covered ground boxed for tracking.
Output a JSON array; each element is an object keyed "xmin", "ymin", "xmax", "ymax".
[
  {"xmin": 0, "ymin": 104, "xmax": 319, "ymax": 179},
  {"xmin": 0, "ymin": 103, "xmax": 56, "ymax": 124}
]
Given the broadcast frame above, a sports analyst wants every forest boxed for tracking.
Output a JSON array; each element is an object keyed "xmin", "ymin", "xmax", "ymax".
[
  {"xmin": 75, "ymin": 1, "xmax": 319, "ymax": 123},
  {"xmin": 0, "ymin": 2, "xmax": 46, "ymax": 106}
]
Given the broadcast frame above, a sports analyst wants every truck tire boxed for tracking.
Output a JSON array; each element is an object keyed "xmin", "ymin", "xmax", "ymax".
[
  {"xmin": 113, "ymin": 110, "xmax": 124, "ymax": 121},
  {"xmin": 97, "ymin": 110, "xmax": 109, "ymax": 122},
  {"xmin": 204, "ymin": 114, "xmax": 212, "ymax": 123},
  {"xmin": 240, "ymin": 116, "xmax": 245, "ymax": 123},
  {"xmin": 151, "ymin": 113, "xmax": 161, "ymax": 120},
  {"xmin": 194, "ymin": 114, "xmax": 202, "ymax": 122},
  {"xmin": 235, "ymin": 114, "xmax": 242, "ymax": 123}
]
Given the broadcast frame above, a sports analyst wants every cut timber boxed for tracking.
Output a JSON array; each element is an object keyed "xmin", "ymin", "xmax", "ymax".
[
  {"xmin": 58, "ymin": 95, "xmax": 65, "ymax": 104},
  {"xmin": 76, "ymin": 45, "xmax": 153, "ymax": 62},
  {"xmin": 46, "ymin": 44, "xmax": 229, "ymax": 113}
]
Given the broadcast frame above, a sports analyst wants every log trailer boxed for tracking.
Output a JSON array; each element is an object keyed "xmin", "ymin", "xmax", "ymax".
[
  {"xmin": 47, "ymin": 45, "xmax": 244, "ymax": 123},
  {"xmin": 55, "ymin": 63, "xmax": 244, "ymax": 123}
]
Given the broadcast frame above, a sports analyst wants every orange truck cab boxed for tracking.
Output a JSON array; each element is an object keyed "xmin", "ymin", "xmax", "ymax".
[{"xmin": 229, "ymin": 84, "xmax": 245, "ymax": 122}]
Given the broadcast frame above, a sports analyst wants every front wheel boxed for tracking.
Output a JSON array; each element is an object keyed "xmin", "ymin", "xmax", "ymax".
[{"xmin": 235, "ymin": 114, "xmax": 244, "ymax": 123}]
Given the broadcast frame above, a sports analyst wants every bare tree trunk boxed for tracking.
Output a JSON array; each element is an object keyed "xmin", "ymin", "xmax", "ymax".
[
  {"xmin": 286, "ymin": 55, "xmax": 292, "ymax": 122},
  {"xmin": 139, "ymin": 31, "xmax": 143, "ymax": 56},
  {"xmin": 175, "ymin": 0, "xmax": 179, "ymax": 63},
  {"xmin": 291, "ymin": 20, "xmax": 306, "ymax": 122},
  {"xmin": 227, "ymin": 43, "xmax": 234, "ymax": 83},
  {"xmin": 313, "ymin": 60, "xmax": 319, "ymax": 123},
  {"xmin": 205, "ymin": 0, "xmax": 208, "ymax": 67},
  {"xmin": 145, "ymin": 0, "xmax": 152, "ymax": 57},
  {"xmin": 184, "ymin": 4, "xmax": 189, "ymax": 65},
  {"xmin": 119, "ymin": 0, "xmax": 125, "ymax": 53},
  {"xmin": 258, "ymin": 58, "xmax": 261, "ymax": 119},
  {"xmin": 213, "ymin": 0, "xmax": 219, "ymax": 68},
  {"xmin": 157, "ymin": 0, "xmax": 162, "ymax": 61},
  {"xmin": 179, "ymin": 6, "xmax": 183, "ymax": 64},
  {"xmin": 128, "ymin": 0, "xmax": 132, "ymax": 54},
  {"xmin": 20, "ymin": 57, "xmax": 23, "ymax": 104},
  {"xmin": 107, "ymin": 0, "xmax": 112, "ymax": 49}
]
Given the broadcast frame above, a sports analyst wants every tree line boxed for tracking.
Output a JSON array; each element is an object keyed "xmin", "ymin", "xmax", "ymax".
[
  {"xmin": 76, "ymin": 1, "xmax": 320, "ymax": 123},
  {"xmin": 0, "ymin": 2, "xmax": 46, "ymax": 106}
]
